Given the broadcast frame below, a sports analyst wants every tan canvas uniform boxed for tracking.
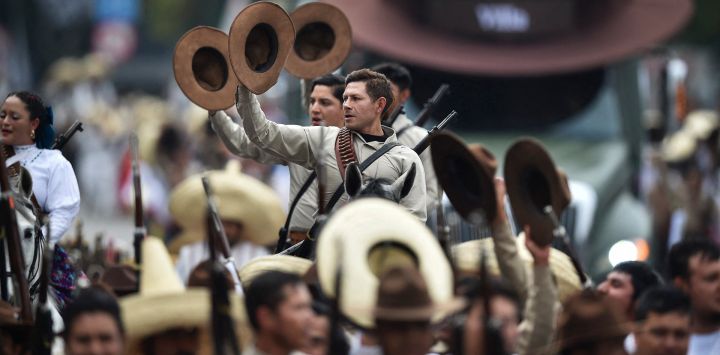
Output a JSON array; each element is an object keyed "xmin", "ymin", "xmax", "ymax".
[
  {"xmin": 389, "ymin": 112, "xmax": 439, "ymax": 213},
  {"xmin": 236, "ymin": 88, "xmax": 427, "ymax": 221},
  {"xmin": 211, "ymin": 111, "xmax": 317, "ymax": 232}
]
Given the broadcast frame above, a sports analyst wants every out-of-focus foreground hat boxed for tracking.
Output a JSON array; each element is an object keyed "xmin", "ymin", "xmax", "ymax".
[
  {"xmin": 316, "ymin": 198, "xmax": 455, "ymax": 329},
  {"xmin": 285, "ymin": 2, "xmax": 352, "ymax": 79},
  {"xmin": 453, "ymin": 233, "xmax": 582, "ymax": 302},
  {"xmin": 121, "ymin": 237, "xmax": 251, "ymax": 353},
  {"xmin": 168, "ymin": 161, "xmax": 286, "ymax": 254},
  {"xmin": 323, "ymin": 0, "xmax": 693, "ymax": 75},
  {"xmin": 504, "ymin": 138, "xmax": 572, "ymax": 246}
]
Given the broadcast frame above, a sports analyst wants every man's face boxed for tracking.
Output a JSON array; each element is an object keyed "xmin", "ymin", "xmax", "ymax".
[
  {"xmin": 634, "ymin": 311, "xmax": 690, "ymax": 355},
  {"xmin": 65, "ymin": 312, "xmax": 124, "ymax": 355},
  {"xmin": 302, "ymin": 313, "xmax": 329, "ymax": 355},
  {"xmin": 343, "ymin": 81, "xmax": 385, "ymax": 134},
  {"xmin": 598, "ymin": 271, "xmax": 635, "ymax": 317},
  {"xmin": 265, "ymin": 284, "xmax": 314, "ymax": 351},
  {"xmin": 221, "ymin": 220, "xmax": 244, "ymax": 246},
  {"xmin": 684, "ymin": 255, "xmax": 720, "ymax": 315},
  {"xmin": 377, "ymin": 321, "xmax": 434, "ymax": 355},
  {"xmin": 309, "ymin": 85, "xmax": 344, "ymax": 128}
]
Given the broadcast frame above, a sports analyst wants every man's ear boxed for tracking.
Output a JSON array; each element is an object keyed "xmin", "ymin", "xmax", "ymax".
[
  {"xmin": 256, "ymin": 306, "xmax": 276, "ymax": 330},
  {"xmin": 376, "ymin": 96, "xmax": 387, "ymax": 115},
  {"xmin": 674, "ymin": 276, "xmax": 690, "ymax": 293}
]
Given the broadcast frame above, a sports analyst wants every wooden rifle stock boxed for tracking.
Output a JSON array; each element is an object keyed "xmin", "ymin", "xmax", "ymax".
[
  {"xmin": 413, "ymin": 110, "xmax": 458, "ymax": 155},
  {"xmin": 51, "ymin": 121, "xmax": 84, "ymax": 150},
  {"xmin": 413, "ymin": 84, "xmax": 450, "ymax": 128},
  {"xmin": 0, "ymin": 142, "xmax": 33, "ymax": 323}
]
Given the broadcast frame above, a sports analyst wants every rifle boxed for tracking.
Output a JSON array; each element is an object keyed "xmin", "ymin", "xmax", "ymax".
[
  {"xmin": 413, "ymin": 84, "xmax": 450, "ymax": 128},
  {"xmin": 203, "ymin": 177, "xmax": 242, "ymax": 355},
  {"xmin": 201, "ymin": 176, "xmax": 243, "ymax": 290},
  {"xmin": 33, "ymin": 218, "xmax": 54, "ymax": 355},
  {"xmin": 51, "ymin": 121, "xmax": 84, "ymax": 150},
  {"xmin": 326, "ymin": 240, "xmax": 344, "ymax": 355},
  {"xmin": 130, "ymin": 134, "xmax": 145, "ymax": 287},
  {"xmin": 413, "ymin": 110, "xmax": 458, "ymax": 155},
  {"xmin": 0, "ymin": 140, "xmax": 33, "ymax": 323}
]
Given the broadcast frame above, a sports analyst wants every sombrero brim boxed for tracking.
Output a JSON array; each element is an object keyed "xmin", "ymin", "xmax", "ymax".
[
  {"xmin": 285, "ymin": 2, "xmax": 352, "ymax": 79},
  {"xmin": 431, "ymin": 132, "xmax": 497, "ymax": 222},
  {"xmin": 173, "ymin": 26, "xmax": 238, "ymax": 110},
  {"xmin": 373, "ymin": 297, "xmax": 467, "ymax": 323},
  {"xmin": 238, "ymin": 255, "xmax": 313, "ymax": 288},
  {"xmin": 316, "ymin": 198, "xmax": 455, "ymax": 329},
  {"xmin": 229, "ymin": 2, "xmax": 295, "ymax": 94},
  {"xmin": 323, "ymin": 0, "xmax": 692, "ymax": 75},
  {"xmin": 504, "ymin": 138, "xmax": 570, "ymax": 246},
  {"xmin": 121, "ymin": 289, "xmax": 251, "ymax": 353}
]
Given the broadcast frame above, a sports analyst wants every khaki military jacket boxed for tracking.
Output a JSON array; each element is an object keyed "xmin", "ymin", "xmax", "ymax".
[
  {"xmin": 210, "ymin": 111, "xmax": 317, "ymax": 232},
  {"xmin": 237, "ymin": 87, "xmax": 427, "ymax": 221},
  {"xmin": 390, "ymin": 113, "xmax": 440, "ymax": 213}
]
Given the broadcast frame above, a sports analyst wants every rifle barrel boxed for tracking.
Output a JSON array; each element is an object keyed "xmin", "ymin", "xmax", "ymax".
[
  {"xmin": 51, "ymin": 121, "xmax": 84, "ymax": 150},
  {"xmin": 413, "ymin": 84, "xmax": 450, "ymax": 128},
  {"xmin": 413, "ymin": 110, "xmax": 458, "ymax": 155}
]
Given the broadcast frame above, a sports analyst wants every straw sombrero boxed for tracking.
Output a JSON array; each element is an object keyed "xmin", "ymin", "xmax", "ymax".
[
  {"xmin": 120, "ymin": 237, "xmax": 251, "ymax": 353},
  {"xmin": 285, "ymin": 2, "xmax": 352, "ymax": 79},
  {"xmin": 238, "ymin": 255, "xmax": 313, "ymax": 288},
  {"xmin": 452, "ymin": 233, "xmax": 582, "ymax": 303},
  {"xmin": 684, "ymin": 110, "xmax": 719, "ymax": 140},
  {"xmin": 316, "ymin": 198, "xmax": 456, "ymax": 329},
  {"xmin": 661, "ymin": 130, "xmax": 697, "ymax": 163},
  {"xmin": 168, "ymin": 162, "xmax": 286, "ymax": 254},
  {"xmin": 228, "ymin": 2, "xmax": 295, "ymax": 94}
]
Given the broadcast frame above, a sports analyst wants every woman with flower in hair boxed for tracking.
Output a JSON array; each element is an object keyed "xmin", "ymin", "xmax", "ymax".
[{"xmin": 1, "ymin": 91, "xmax": 80, "ymax": 242}]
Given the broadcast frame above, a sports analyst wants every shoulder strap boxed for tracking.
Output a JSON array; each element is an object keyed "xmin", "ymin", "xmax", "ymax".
[
  {"xmin": 275, "ymin": 171, "xmax": 316, "ymax": 253},
  {"xmin": 325, "ymin": 141, "xmax": 402, "ymax": 212}
]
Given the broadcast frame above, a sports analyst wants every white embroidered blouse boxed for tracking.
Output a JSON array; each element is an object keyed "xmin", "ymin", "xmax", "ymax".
[{"xmin": 6, "ymin": 144, "xmax": 81, "ymax": 243}]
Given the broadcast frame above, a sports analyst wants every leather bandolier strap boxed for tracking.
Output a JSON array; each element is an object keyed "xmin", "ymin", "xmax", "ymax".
[{"xmin": 334, "ymin": 127, "xmax": 358, "ymax": 180}]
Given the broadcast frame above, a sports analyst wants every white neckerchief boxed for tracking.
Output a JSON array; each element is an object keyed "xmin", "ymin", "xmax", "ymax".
[{"xmin": 6, "ymin": 144, "xmax": 42, "ymax": 167}]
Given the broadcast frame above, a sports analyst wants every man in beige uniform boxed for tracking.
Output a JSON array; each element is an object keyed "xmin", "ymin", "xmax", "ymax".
[
  {"xmin": 372, "ymin": 63, "xmax": 439, "ymax": 213},
  {"xmin": 211, "ymin": 74, "xmax": 346, "ymax": 245},
  {"xmin": 239, "ymin": 69, "xmax": 426, "ymax": 221}
]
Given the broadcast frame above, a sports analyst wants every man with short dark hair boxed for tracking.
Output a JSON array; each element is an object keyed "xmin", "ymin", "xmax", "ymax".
[
  {"xmin": 668, "ymin": 239, "xmax": 720, "ymax": 354},
  {"xmin": 598, "ymin": 261, "xmax": 663, "ymax": 320},
  {"xmin": 372, "ymin": 63, "xmax": 438, "ymax": 213},
  {"xmin": 237, "ymin": 69, "xmax": 427, "ymax": 221},
  {"xmin": 244, "ymin": 271, "xmax": 314, "ymax": 355},
  {"xmin": 633, "ymin": 287, "xmax": 691, "ymax": 355},
  {"xmin": 210, "ymin": 73, "xmax": 348, "ymax": 246},
  {"xmin": 62, "ymin": 288, "xmax": 126, "ymax": 355}
]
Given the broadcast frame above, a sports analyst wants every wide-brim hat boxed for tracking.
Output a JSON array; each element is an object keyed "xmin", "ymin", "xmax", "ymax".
[
  {"xmin": 168, "ymin": 163, "xmax": 286, "ymax": 254},
  {"xmin": 323, "ymin": 0, "xmax": 693, "ymax": 75},
  {"xmin": 453, "ymin": 234, "xmax": 582, "ymax": 303},
  {"xmin": 661, "ymin": 130, "xmax": 697, "ymax": 163},
  {"xmin": 238, "ymin": 255, "xmax": 313, "ymax": 288},
  {"xmin": 431, "ymin": 132, "xmax": 497, "ymax": 222},
  {"xmin": 228, "ymin": 2, "xmax": 295, "ymax": 94},
  {"xmin": 504, "ymin": 138, "xmax": 571, "ymax": 246},
  {"xmin": 121, "ymin": 237, "xmax": 252, "ymax": 353},
  {"xmin": 173, "ymin": 26, "xmax": 238, "ymax": 110},
  {"xmin": 316, "ymin": 198, "xmax": 456, "ymax": 329},
  {"xmin": 285, "ymin": 2, "xmax": 352, "ymax": 79}
]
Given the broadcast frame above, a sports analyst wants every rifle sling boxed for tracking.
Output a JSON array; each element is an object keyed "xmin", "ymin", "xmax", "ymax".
[{"xmin": 275, "ymin": 171, "xmax": 317, "ymax": 252}]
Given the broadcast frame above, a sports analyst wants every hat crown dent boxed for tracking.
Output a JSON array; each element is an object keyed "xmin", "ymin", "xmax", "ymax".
[
  {"xmin": 191, "ymin": 46, "xmax": 229, "ymax": 92},
  {"xmin": 140, "ymin": 237, "xmax": 186, "ymax": 296},
  {"xmin": 245, "ymin": 23, "xmax": 280, "ymax": 73},
  {"xmin": 294, "ymin": 22, "xmax": 335, "ymax": 61}
]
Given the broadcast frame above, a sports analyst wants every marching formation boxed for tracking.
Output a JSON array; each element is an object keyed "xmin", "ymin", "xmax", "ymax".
[{"xmin": 2, "ymin": 1, "xmax": 719, "ymax": 355}]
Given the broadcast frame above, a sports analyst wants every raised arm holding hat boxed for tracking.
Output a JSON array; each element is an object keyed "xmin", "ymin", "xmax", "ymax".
[{"xmin": 238, "ymin": 69, "xmax": 427, "ymax": 221}]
